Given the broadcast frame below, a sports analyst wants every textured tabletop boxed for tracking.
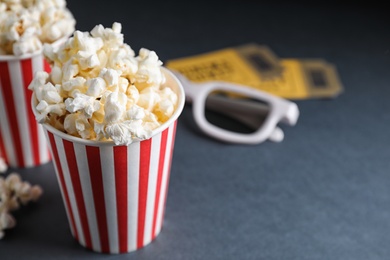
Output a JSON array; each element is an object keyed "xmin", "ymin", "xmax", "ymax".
[{"xmin": 1, "ymin": 1, "xmax": 389, "ymax": 259}]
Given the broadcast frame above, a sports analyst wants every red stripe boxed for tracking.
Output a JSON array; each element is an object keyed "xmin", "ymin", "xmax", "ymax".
[
  {"xmin": 47, "ymin": 146, "xmax": 52, "ymax": 161},
  {"xmin": 0, "ymin": 128, "xmax": 8, "ymax": 164},
  {"xmin": 86, "ymin": 146, "xmax": 110, "ymax": 253},
  {"xmin": 0, "ymin": 61, "xmax": 24, "ymax": 166},
  {"xmin": 113, "ymin": 146, "xmax": 128, "ymax": 253},
  {"xmin": 137, "ymin": 138, "xmax": 152, "ymax": 249},
  {"xmin": 21, "ymin": 58, "xmax": 40, "ymax": 165},
  {"xmin": 47, "ymin": 132, "xmax": 78, "ymax": 240},
  {"xmin": 151, "ymin": 129, "xmax": 168, "ymax": 239},
  {"xmin": 161, "ymin": 121, "xmax": 177, "ymax": 229},
  {"xmin": 44, "ymin": 59, "xmax": 51, "ymax": 73},
  {"xmin": 63, "ymin": 140, "xmax": 92, "ymax": 249}
]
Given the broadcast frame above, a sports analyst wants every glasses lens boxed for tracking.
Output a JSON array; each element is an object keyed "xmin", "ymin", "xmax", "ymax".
[{"xmin": 205, "ymin": 90, "xmax": 270, "ymax": 134}]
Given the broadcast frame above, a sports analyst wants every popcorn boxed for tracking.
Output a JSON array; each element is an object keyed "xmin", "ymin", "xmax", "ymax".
[
  {"xmin": 42, "ymin": 82, "xmax": 62, "ymax": 103},
  {"xmin": 104, "ymin": 91, "xmax": 127, "ymax": 123},
  {"xmin": 0, "ymin": 0, "xmax": 75, "ymax": 56},
  {"xmin": 62, "ymin": 61, "xmax": 79, "ymax": 81},
  {"xmin": 65, "ymin": 92, "xmax": 100, "ymax": 118},
  {"xmin": 62, "ymin": 76, "xmax": 86, "ymax": 92},
  {"xmin": 0, "ymin": 172, "xmax": 43, "ymax": 239},
  {"xmin": 127, "ymin": 104, "xmax": 145, "ymax": 120},
  {"xmin": 108, "ymin": 46, "xmax": 138, "ymax": 77},
  {"xmin": 136, "ymin": 48, "xmax": 165, "ymax": 89},
  {"xmin": 154, "ymin": 99, "xmax": 175, "ymax": 122},
  {"xmin": 137, "ymin": 87, "xmax": 162, "ymax": 111},
  {"xmin": 0, "ymin": 211, "xmax": 16, "ymax": 239},
  {"xmin": 86, "ymin": 77, "xmax": 107, "ymax": 98},
  {"xmin": 28, "ymin": 71, "xmax": 50, "ymax": 100},
  {"xmin": 30, "ymin": 23, "xmax": 178, "ymax": 145},
  {"xmin": 35, "ymin": 100, "xmax": 66, "ymax": 123},
  {"xmin": 100, "ymin": 68, "xmax": 120, "ymax": 88},
  {"xmin": 28, "ymin": 72, "xmax": 66, "ymax": 122},
  {"xmin": 105, "ymin": 121, "xmax": 138, "ymax": 145}
]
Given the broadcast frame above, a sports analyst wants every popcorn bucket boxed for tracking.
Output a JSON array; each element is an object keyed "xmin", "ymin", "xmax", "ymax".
[
  {"xmin": 0, "ymin": 38, "xmax": 67, "ymax": 168},
  {"xmin": 33, "ymin": 68, "xmax": 185, "ymax": 254},
  {"xmin": 0, "ymin": 52, "xmax": 52, "ymax": 168}
]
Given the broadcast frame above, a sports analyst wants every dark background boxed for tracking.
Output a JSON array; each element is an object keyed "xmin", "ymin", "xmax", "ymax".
[{"xmin": 1, "ymin": 1, "xmax": 390, "ymax": 259}]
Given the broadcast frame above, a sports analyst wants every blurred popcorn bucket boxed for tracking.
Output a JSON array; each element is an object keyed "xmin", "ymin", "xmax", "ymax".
[
  {"xmin": 0, "ymin": 38, "xmax": 67, "ymax": 168},
  {"xmin": 32, "ymin": 68, "xmax": 185, "ymax": 253},
  {"xmin": 0, "ymin": 51, "xmax": 52, "ymax": 168}
]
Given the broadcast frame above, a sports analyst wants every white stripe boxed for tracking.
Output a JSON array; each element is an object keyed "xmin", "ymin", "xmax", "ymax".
[
  {"xmin": 155, "ymin": 124, "xmax": 174, "ymax": 236},
  {"xmin": 0, "ymin": 77, "xmax": 16, "ymax": 165},
  {"xmin": 73, "ymin": 143, "xmax": 100, "ymax": 252},
  {"xmin": 32, "ymin": 55, "xmax": 50, "ymax": 164},
  {"xmin": 127, "ymin": 142, "xmax": 140, "ymax": 252},
  {"xmin": 44, "ymin": 131, "xmax": 75, "ymax": 237},
  {"xmin": 8, "ymin": 60, "xmax": 33, "ymax": 166},
  {"xmin": 31, "ymin": 54, "xmax": 44, "ymax": 75},
  {"xmin": 100, "ymin": 146, "xmax": 118, "ymax": 253},
  {"xmin": 38, "ymin": 124, "xmax": 50, "ymax": 163},
  {"xmin": 143, "ymin": 133, "xmax": 161, "ymax": 245},
  {"xmin": 55, "ymin": 136, "xmax": 85, "ymax": 246}
]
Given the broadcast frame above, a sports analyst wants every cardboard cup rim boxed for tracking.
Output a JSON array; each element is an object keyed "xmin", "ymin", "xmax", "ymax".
[
  {"xmin": 0, "ymin": 35, "xmax": 70, "ymax": 61},
  {"xmin": 0, "ymin": 49, "xmax": 43, "ymax": 61},
  {"xmin": 31, "ymin": 67, "xmax": 185, "ymax": 147}
]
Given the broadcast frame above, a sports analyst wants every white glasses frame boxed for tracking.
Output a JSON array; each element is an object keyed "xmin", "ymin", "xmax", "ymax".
[{"xmin": 171, "ymin": 70, "xmax": 299, "ymax": 145}]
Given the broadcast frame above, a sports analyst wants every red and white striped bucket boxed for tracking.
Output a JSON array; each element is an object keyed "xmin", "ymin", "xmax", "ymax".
[
  {"xmin": 35, "ymin": 68, "xmax": 185, "ymax": 253},
  {"xmin": 0, "ymin": 52, "xmax": 52, "ymax": 168}
]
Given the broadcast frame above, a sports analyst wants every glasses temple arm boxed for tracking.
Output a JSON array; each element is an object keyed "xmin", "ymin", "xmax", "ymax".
[{"xmin": 268, "ymin": 126, "xmax": 284, "ymax": 142}]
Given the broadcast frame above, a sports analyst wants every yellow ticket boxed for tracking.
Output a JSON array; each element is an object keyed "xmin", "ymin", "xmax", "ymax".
[
  {"xmin": 166, "ymin": 48, "xmax": 262, "ymax": 85},
  {"xmin": 166, "ymin": 45, "xmax": 343, "ymax": 99}
]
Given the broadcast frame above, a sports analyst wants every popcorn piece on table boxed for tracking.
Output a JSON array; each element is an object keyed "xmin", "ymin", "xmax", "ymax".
[
  {"xmin": 0, "ymin": 172, "xmax": 43, "ymax": 239},
  {"xmin": 0, "ymin": 211, "xmax": 16, "ymax": 239},
  {"xmin": 30, "ymin": 22, "xmax": 179, "ymax": 145}
]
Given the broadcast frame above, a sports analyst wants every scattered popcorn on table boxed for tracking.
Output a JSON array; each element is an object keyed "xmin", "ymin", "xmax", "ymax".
[
  {"xmin": 29, "ymin": 22, "xmax": 178, "ymax": 145},
  {"xmin": 0, "ymin": 0, "xmax": 75, "ymax": 55},
  {"xmin": 0, "ymin": 172, "xmax": 43, "ymax": 239}
]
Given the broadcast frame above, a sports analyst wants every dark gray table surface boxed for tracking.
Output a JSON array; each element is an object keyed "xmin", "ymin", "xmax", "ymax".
[{"xmin": 1, "ymin": 1, "xmax": 389, "ymax": 259}]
